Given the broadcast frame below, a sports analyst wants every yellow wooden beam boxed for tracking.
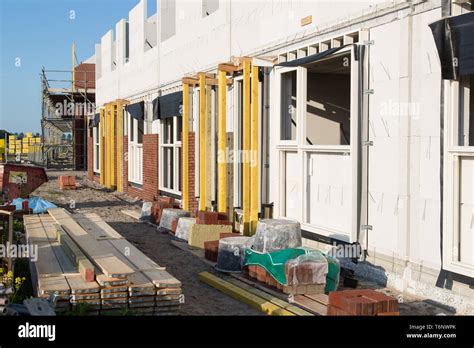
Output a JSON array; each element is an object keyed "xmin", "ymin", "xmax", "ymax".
[
  {"xmin": 116, "ymin": 102, "xmax": 122, "ymax": 192},
  {"xmin": 250, "ymin": 65, "xmax": 259, "ymax": 235},
  {"xmin": 217, "ymin": 70, "xmax": 227, "ymax": 214},
  {"xmin": 182, "ymin": 83, "xmax": 190, "ymax": 211},
  {"xmin": 199, "ymin": 73, "xmax": 206, "ymax": 211},
  {"xmin": 99, "ymin": 108, "xmax": 105, "ymax": 186},
  {"xmin": 198, "ymin": 272, "xmax": 294, "ymax": 316},
  {"xmin": 242, "ymin": 60, "xmax": 251, "ymax": 235},
  {"xmin": 105, "ymin": 104, "xmax": 110, "ymax": 189},
  {"xmin": 110, "ymin": 104, "xmax": 116, "ymax": 190}
]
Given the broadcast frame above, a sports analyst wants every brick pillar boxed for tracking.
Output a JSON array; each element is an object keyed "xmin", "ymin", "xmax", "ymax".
[
  {"xmin": 188, "ymin": 132, "xmax": 198, "ymax": 216},
  {"xmin": 87, "ymin": 132, "xmax": 93, "ymax": 180},
  {"xmin": 142, "ymin": 134, "xmax": 159, "ymax": 202}
]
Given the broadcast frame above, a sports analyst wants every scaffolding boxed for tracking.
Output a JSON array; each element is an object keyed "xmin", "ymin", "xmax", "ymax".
[{"xmin": 39, "ymin": 62, "xmax": 95, "ymax": 169}]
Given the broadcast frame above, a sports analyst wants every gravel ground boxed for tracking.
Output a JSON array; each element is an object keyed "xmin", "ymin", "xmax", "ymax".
[
  {"xmin": 32, "ymin": 170, "xmax": 456, "ymax": 316},
  {"xmin": 34, "ymin": 170, "xmax": 261, "ymax": 316}
]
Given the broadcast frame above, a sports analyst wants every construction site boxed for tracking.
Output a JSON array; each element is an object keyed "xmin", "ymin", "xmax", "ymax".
[{"xmin": 0, "ymin": 1, "xmax": 473, "ymax": 343}]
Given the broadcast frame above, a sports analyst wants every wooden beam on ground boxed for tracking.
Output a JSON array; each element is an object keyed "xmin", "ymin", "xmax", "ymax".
[
  {"xmin": 120, "ymin": 209, "xmax": 141, "ymax": 220},
  {"xmin": 223, "ymin": 275, "xmax": 313, "ymax": 316},
  {"xmin": 242, "ymin": 59, "xmax": 251, "ymax": 235},
  {"xmin": 55, "ymin": 223, "xmax": 95, "ymax": 282},
  {"xmin": 182, "ymin": 83, "xmax": 190, "ymax": 211},
  {"xmin": 199, "ymin": 73, "xmax": 207, "ymax": 211},
  {"xmin": 199, "ymin": 272, "xmax": 294, "ymax": 316},
  {"xmin": 48, "ymin": 208, "xmax": 134, "ymax": 278}
]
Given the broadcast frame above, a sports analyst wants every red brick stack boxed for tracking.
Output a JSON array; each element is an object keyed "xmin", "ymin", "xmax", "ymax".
[
  {"xmin": 58, "ymin": 175, "xmax": 76, "ymax": 190},
  {"xmin": 204, "ymin": 240, "xmax": 219, "ymax": 262},
  {"xmin": 327, "ymin": 289, "xmax": 399, "ymax": 316},
  {"xmin": 248, "ymin": 265, "xmax": 283, "ymax": 290},
  {"xmin": 246, "ymin": 263, "xmax": 326, "ymax": 295},
  {"xmin": 196, "ymin": 211, "xmax": 232, "ymax": 226},
  {"xmin": 203, "ymin": 232, "xmax": 243, "ymax": 262},
  {"xmin": 170, "ymin": 220, "xmax": 178, "ymax": 234},
  {"xmin": 150, "ymin": 196, "xmax": 179, "ymax": 224}
]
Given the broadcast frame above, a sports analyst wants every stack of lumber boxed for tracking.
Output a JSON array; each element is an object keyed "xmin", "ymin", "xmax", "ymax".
[{"xmin": 24, "ymin": 208, "xmax": 183, "ymax": 315}]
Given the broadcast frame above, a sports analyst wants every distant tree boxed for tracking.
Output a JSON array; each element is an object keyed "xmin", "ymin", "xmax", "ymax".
[{"xmin": 18, "ymin": 132, "xmax": 24, "ymax": 139}]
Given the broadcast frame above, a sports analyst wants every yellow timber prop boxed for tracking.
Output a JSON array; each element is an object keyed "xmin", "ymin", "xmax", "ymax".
[
  {"xmin": 100, "ymin": 100, "xmax": 128, "ymax": 191},
  {"xmin": 181, "ymin": 57, "xmax": 259, "ymax": 235}
]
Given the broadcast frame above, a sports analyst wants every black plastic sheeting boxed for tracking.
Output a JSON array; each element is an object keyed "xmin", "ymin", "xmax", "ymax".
[
  {"xmin": 88, "ymin": 113, "xmax": 100, "ymax": 128},
  {"xmin": 152, "ymin": 91, "xmax": 183, "ymax": 120},
  {"xmin": 429, "ymin": 11, "xmax": 474, "ymax": 80},
  {"xmin": 125, "ymin": 101, "xmax": 144, "ymax": 120},
  {"xmin": 276, "ymin": 44, "xmax": 355, "ymax": 67}
]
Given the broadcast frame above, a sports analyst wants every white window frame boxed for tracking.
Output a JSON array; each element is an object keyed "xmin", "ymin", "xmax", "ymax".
[
  {"xmin": 159, "ymin": 116, "xmax": 182, "ymax": 195},
  {"xmin": 274, "ymin": 47, "xmax": 361, "ymax": 243},
  {"xmin": 443, "ymin": 78, "xmax": 474, "ymax": 277},
  {"xmin": 128, "ymin": 114, "xmax": 143, "ymax": 185},
  {"xmin": 93, "ymin": 126, "xmax": 100, "ymax": 173}
]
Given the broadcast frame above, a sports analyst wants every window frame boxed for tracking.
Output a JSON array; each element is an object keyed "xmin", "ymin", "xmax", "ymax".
[
  {"xmin": 93, "ymin": 125, "xmax": 100, "ymax": 173},
  {"xmin": 274, "ymin": 46, "xmax": 361, "ymax": 243},
  {"xmin": 443, "ymin": 77, "xmax": 474, "ymax": 277},
  {"xmin": 159, "ymin": 116, "xmax": 182, "ymax": 195},
  {"xmin": 128, "ymin": 114, "xmax": 143, "ymax": 185}
]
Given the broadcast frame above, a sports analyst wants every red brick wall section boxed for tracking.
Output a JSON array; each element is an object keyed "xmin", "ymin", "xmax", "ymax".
[
  {"xmin": 142, "ymin": 134, "xmax": 159, "ymax": 202},
  {"xmin": 187, "ymin": 132, "xmax": 198, "ymax": 216},
  {"xmin": 87, "ymin": 134, "xmax": 93, "ymax": 180}
]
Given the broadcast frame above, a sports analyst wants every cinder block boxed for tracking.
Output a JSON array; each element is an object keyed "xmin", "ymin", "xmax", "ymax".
[{"xmin": 188, "ymin": 223, "xmax": 232, "ymax": 249}]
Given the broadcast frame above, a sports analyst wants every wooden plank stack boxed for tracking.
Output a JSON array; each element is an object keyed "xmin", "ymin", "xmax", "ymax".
[{"xmin": 24, "ymin": 208, "xmax": 183, "ymax": 315}]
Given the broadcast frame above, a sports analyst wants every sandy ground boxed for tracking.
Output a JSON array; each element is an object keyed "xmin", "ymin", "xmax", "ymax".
[
  {"xmin": 32, "ymin": 170, "xmax": 456, "ymax": 316},
  {"xmin": 34, "ymin": 170, "xmax": 261, "ymax": 315}
]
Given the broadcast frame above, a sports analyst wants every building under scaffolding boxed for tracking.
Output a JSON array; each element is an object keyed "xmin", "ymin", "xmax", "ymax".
[{"xmin": 39, "ymin": 56, "xmax": 95, "ymax": 169}]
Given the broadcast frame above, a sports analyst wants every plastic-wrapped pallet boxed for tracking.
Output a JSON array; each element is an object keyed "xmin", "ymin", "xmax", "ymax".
[
  {"xmin": 216, "ymin": 237, "xmax": 252, "ymax": 272},
  {"xmin": 252, "ymin": 219, "xmax": 302, "ymax": 253},
  {"xmin": 174, "ymin": 217, "xmax": 196, "ymax": 241},
  {"xmin": 159, "ymin": 209, "xmax": 191, "ymax": 232},
  {"xmin": 285, "ymin": 252, "xmax": 328, "ymax": 286}
]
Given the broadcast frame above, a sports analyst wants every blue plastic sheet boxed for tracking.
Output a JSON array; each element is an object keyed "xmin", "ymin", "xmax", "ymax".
[{"xmin": 11, "ymin": 197, "xmax": 57, "ymax": 214}]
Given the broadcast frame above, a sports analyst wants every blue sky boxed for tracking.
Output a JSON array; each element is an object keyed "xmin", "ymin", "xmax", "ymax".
[{"xmin": 0, "ymin": 0, "xmax": 157, "ymax": 134}]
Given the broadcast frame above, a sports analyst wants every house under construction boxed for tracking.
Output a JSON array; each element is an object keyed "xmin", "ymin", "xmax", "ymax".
[{"xmin": 40, "ymin": 54, "xmax": 95, "ymax": 170}]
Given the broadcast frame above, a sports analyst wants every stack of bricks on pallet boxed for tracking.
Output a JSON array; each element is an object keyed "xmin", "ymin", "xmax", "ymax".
[
  {"xmin": 159, "ymin": 209, "xmax": 190, "ymax": 235},
  {"xmin": 24, "ymin": 208, "xmax": 182, "ymax": 315},
  {"xmin": 188, "ymin": 212, "xmax": 233, "ymax": 249},
  {"xmin": 204, "ymin": 232, "xmax": 243, "ymax": 262},
  {"xmin": 150, "ymin": 196, "xmax": 179, "ymax": 224},
  {"xmin": 327, "ymin": 289, "xmax": 399, "ymax": 316},
  {"xmin": 58, "ymin": 175, "xmax": 76, "ymax": 190},
  {"xmin": 247, "ymin": 265, "xmax": 325, "ymax": 295}
]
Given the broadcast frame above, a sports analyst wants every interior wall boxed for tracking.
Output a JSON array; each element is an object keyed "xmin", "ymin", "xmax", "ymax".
[{"xmin": 306, "ymin": 72, "xmax": 350, "ymax": 145}]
